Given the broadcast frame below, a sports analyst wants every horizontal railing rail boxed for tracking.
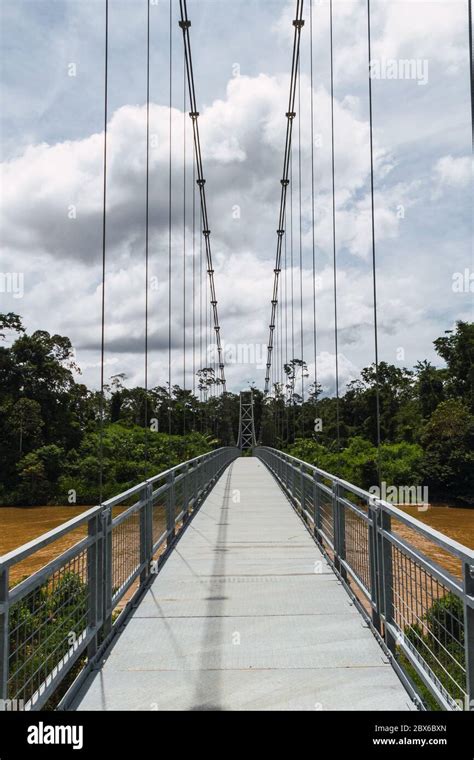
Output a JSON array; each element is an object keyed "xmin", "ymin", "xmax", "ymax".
[
  {"xmin": 254, "ymin": 446, "xmax": 474, "ymax": 712},
  {"xmin": 0, "ymin": 446, "xmax": 239, "ymax": 711}
]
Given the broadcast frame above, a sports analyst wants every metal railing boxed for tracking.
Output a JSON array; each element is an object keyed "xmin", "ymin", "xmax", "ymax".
[
  {"xmin": 0, "ymin": 447, "xmax": 239, "ymax": 711},
  {"xmin": 255, "ymin": 446, "xmax": 474, "ymax": 712}
]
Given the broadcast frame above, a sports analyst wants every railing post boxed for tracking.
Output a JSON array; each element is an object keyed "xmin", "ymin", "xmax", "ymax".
[
  {"xmin": 195, "ymin": 460, "xmax": 201, "ymax": 499},
  {"xmin": 463, "ymin": 562, "xmax": 474, "ymax": 710},
  {"xmin": 102, "ymin": 506, "xmax": 113, "ymax": 637},
  {"xmin": 378, "ymin": 508, "xmax": 396, "ymax": 654},
  {"xmin": 300, "ymin": 463, "xmax": 306, "ymax": 522},
  {"xmin": 87, "ymin": 514, "xmax": 101, "ymax": 659},
  {"xmin": 313, "ymin": 472, "xmax": 322, "ymax": 544},
  {"xmin": 368, "ymin": 500, "xmax": 381, "ymax": 633},
  {"xmin": 192, "ymin": 461, "xmax": 198, "ymax": 510},
  {"xmin": 140, "ymin": 482, "xmax": 153, "ymax": 584},
  {"xmin": 0, "ymin": 566, "xmax": 9, "ymax": 701},
  {"xmin": 182, "ymin": 463, "xmax": 190, "ymax": 523},
  {"xmin": 166, "ymin": 471, "xmax": 176, "ymax": 546},
  {"xmin": 332, "ymin": 482, "xmax": 339, "ymax": 560},
  {"xmin": 333, "ymin": 483, "xmax": 346, "ymax": 580}
]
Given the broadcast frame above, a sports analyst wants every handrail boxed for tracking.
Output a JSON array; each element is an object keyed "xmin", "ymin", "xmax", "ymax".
[
  {"xmin": 261, "ymin": 446, "xmax": 474, "ymax": 562},
  {"xmin": 0, "ymin": 447, "xmax": 234, "ymax": 570},
  {"xmin": 0, "ymin": 505, "xmax": 103, "ymax": 569},
  {"xmin": 0, "ymin": 446, "xmax": 240, "ymax": 710},
  {"xmin": 254, "ymin": 446, "xmax": 474, "ymax": 712}
]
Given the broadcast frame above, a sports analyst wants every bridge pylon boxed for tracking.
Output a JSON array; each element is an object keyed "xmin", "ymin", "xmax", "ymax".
[{"xmin": 237, "ymin": 390, "xmax": 257, "ymax": 450}]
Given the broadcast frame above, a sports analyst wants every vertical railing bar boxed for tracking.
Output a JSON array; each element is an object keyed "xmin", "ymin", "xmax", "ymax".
[
  {"xmin": 166, "ymin": 471, "xmax": 176, "ymax": 546},
  {"xmin": 140, "ymin": 482, "xmax": 153, "ymax": 584},
  {"xmin": 313, "ymin": 472, "xmax": 322, "ymax": 545},
  {"xmin": 332, "ymin": 481, "xmax": 339, "ymax": 567},
  {"xmin": 102, "ymin": 506, "xmax": 113, "ymax": 638},
  {"xmin": 464, "ymin": 561, "xmax": 474, "ymax": 710},
  {"xmin": 368, "ymin": 500, "xmax": 381, "ymax": 633},
  {"xmin": 193, "ymin": 460, "xmax": 198, "ymax": 510},
  {"xmin": 338, "ymin": 486, "xmax": 347, "ymax": 581},
  {"xmin": 182, "ymin": 462, "xmax": 190, "ymax": 523},
  {"xmin": 87, "ymin": 514, "xmax": 100, "ymax": 659},
  {"xmin": 299, "ymin": 463, "xmax": 305, "ymax": 519},
  {"xmin": 379, "ymin": 508, "xmax": 396, "ymax": 653},
  {"xmin": 0, "ymin": 566, "xmax": 9, "ymax": 701}
]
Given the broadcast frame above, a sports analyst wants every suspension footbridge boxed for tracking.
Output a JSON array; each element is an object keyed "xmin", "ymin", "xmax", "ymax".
[
  {"xmin": 1, "ymin": 428, "xmax": 473, "ymax": 712},
  {"xmin": 72, "ymin": 456, "xmax": 413, "ymax": 711},
  {"xmin": 0, "ymin": 0, "xmax": 472, "ymax": 715}
]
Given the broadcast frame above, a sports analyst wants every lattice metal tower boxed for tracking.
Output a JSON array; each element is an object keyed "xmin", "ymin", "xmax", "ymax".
[{"xmin": 237, "ymin": 390, "xmax": 257, "ymax": 450}]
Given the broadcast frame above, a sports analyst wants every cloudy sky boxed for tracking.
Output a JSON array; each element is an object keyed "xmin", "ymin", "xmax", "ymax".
[{"xmin": 1, "ymin": 0, "xmax": 472, "ymax": 396}]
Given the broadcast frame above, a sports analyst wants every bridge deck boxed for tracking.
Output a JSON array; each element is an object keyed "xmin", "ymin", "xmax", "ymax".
[{"xmin": 75, "ymin": 457, "xmax": 413, "ymax": 711}]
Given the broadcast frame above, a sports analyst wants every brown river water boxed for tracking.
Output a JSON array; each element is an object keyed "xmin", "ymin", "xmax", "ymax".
[{"xmin": 0, "ymin": 503, "xmax": 472, "ymax": 584}]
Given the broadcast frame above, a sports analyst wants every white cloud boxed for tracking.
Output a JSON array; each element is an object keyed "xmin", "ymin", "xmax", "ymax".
[
  {"xmin": 0, "ymin": 0, "xmax": 471, "ymax": 396},
  {"xmin": 431, "ymin": 154, "xmax": 471, "ymax": 198}
]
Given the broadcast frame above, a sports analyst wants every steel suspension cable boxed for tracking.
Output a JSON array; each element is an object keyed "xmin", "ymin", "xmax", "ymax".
[
  {"xmin": 264, "ymin": 0, "xmax": 305, "ymax": 394},
  {"xmin": 310, "ymin": 0, "xmax": 318, "ymax": 401},
  {"xmin": 205, "ymin": 216, "xmax": 208, "ymax": 412},
  {"xmin": 144, "ymin": 0, "xmax": 150, "ymax": 471},
  {"xmin": 284, "ymin": 201, "xmax": 289, "ymax": 441},
  {"xmin": 99, "ymin": 0, "xmax": 109, "ymax": 505},
  {"xmin": 179, "ymin": 0, "xmax": 227, "ymax": 391},
  {"xmin": 290, "ymin": 150, "xmax": 295, "ymax": 431},
  {"xmin": 192, "ymin": 132, "xmax": 196, "ymax": 402},
  {"xmin": 182, "ymin": 46, "xmax": 186, "ymax": 434},
  {"xmin": 183, "ymin": 49, "xmax": 186, "ymax": 393},
  {"xmin": 168, "ymin": 0, "xmax": 173, "ymax": 434},
  {"xmin": 199, "ymin": 201, "xmax": 203, "ymax": 405},
  {"xmin": 298, "ymin": 53, "xmax": 305, "ymax": 416},
  {"xmin": 470, "ymin": 0, "xmax": 473, "ymax": 147},
  {"xmin": 367, "ymin": 0, "xmax": 381, "ymax": 478},
  {"xmin": 290, "ymin": 150, "xmax": 295, "ymax": 367},
  {"xmin": 329, "ymin": 0, "xmax": 341, "ymax": 455}
]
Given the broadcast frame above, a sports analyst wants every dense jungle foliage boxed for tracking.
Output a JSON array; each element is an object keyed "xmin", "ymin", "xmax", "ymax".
[{"xmin": 0, "ymin": 313, "xmax": 472, "ymax": 505}]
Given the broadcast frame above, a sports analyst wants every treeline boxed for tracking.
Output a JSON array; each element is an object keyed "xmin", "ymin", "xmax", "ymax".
[
  {"xmin": 0, "ymin": 313, "xmax": 472, "ymax": 505},
  {"xmin": 0, "ymin": 313, "xmax": 235, "ymax": 505},
  {"xmin": 259, "ymin": 321, "xmax": 473, "ymax": 504}
]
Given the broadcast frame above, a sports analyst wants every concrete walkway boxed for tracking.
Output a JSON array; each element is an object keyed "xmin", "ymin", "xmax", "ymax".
[{"xmin": 75, "ymin": 457, "xmax": 413, "ymax": 711}]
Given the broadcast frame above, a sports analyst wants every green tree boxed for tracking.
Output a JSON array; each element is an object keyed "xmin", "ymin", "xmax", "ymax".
[
  {"xmin": 414, "ymin": 360, "xmax": 445, "ymax": 419},
  {"xmin": 434, "ymin": 321, "xmax": 474, "ymax": 410},
  {"xmin": 421, "ymin": 399, "xmax": 474, "ymax": 503},
  {"xmin": 9, "ymin": 398, "xmax": 44, "ymax": 454}
]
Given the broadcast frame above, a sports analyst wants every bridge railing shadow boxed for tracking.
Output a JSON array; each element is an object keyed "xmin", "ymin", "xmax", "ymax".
[{"xmin": 254, "ymin": 446, "xmax": 474, "ymax": 713}]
